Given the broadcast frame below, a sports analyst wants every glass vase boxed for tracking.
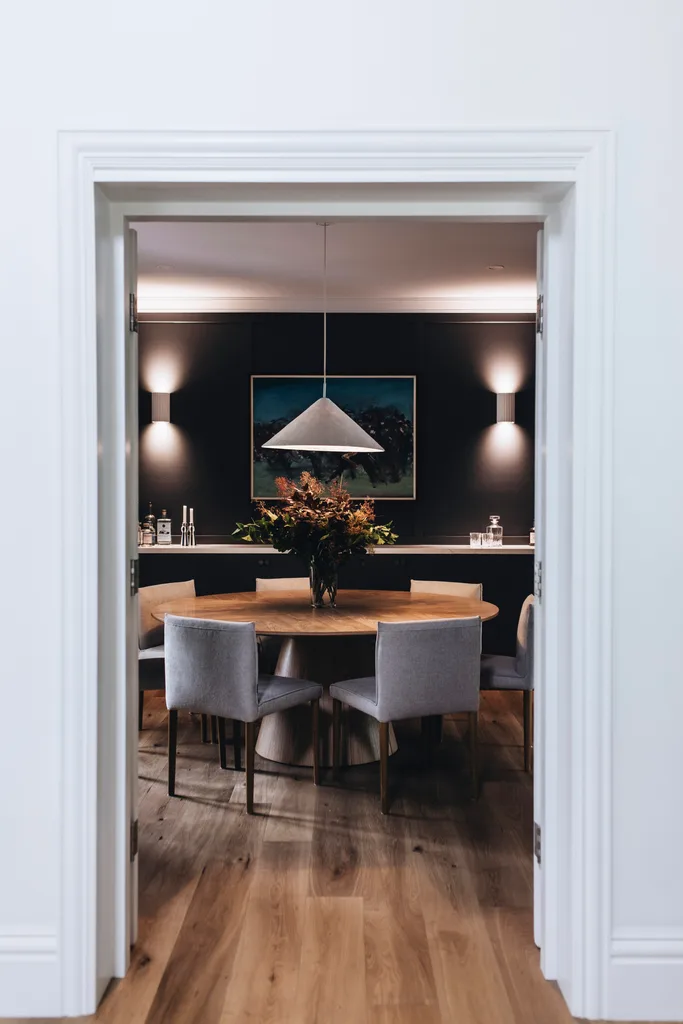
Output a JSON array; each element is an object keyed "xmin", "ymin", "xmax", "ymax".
[{"xmin": 309, "ymin": 560, "xmax": 339, "ymax": 608}]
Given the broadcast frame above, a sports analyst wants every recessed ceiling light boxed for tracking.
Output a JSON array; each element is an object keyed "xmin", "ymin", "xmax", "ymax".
[
  {"xmin": 488, "ymin": 264, "xmax": 505, "ymax": 271},
  {"xmin": 155, "ymin": 263, "xmax": 174, "ymax": 271}
]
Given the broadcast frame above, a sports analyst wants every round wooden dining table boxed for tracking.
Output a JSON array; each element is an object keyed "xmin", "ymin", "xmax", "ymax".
[{"xmin": 153, "ymin": 589, "xmax": 499, "ymax": 768}]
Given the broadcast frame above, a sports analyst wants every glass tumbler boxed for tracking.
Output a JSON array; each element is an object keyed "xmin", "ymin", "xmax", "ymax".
[{"xmin": 470, "ymin": 532, "xmax": 482, "ymax": 547}]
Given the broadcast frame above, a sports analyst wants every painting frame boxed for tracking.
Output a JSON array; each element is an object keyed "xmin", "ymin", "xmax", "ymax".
[{"xmin": 250, "ymin": 374, "xmax": 417, "ymax": 500}]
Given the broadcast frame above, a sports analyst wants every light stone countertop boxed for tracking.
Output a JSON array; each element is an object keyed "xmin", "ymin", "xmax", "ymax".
[{"xmin": 138, "ymin": 543, "xmax": 534, "ymax": 555}]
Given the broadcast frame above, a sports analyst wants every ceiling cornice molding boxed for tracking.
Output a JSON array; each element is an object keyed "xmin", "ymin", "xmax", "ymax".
[{"xmin": 137, "ymin": 294, "xmax": 536, "ymax": 314}]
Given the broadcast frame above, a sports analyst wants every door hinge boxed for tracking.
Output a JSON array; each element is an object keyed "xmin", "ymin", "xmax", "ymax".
[
  {"xmin": 534, "ymin": 560, "xmax": 543, "ymax": 602},
  {"xmin": 536, "ymin": 293, "xmax": 544, "ymax": 337},
  {"xmin": 130, "ymin": 819, "xmax": 139, "ymax": 861},
  {"xmin": 534, "ymin": 822, "xmax": 542, "ymax": 865},
  {"xmin": 130, "ymin": 557, "xmax": 140, "ymax": 597},
  {"xmin": 129, "ymin": 292, "xmax": 139, "ymax": 333}
]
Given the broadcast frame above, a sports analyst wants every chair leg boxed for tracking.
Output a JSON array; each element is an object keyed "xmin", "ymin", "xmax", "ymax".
[
  {"xmin": 245, "ymin": 721, "xmax": 256, "ymax": 815},
  {"xmin": 168, "ymin": 709, "xmax": 178, "ymax": 797},
  {"xmin": 380, "ymin": 721, "xmax": 390, "ymax": 815},
  {"xmin": 201, "ymin": 714, "xmax": 209, "ymax": 743},
  {"xmin": 233, "ymin": 719, "xmax": 242, "ymax": 771},
  {"xmin": 312, "ymin": 700, "xmax": 320, "ymax": 786},
  {"xmin": 332, "ymin": 698, "xmax": 342, "ymax": 780},
  {"xmin": 138, "ymin": 690, "xmax": 144, "ymax": 730},
  {"xmin": 217, "ymin": 716, "xmax": 228, "ymax": 770},
  {"xmin": 211, "ymin": 715, "xmax": 219, "ymax": 744},
  {"xmin": 468, "ymin": 710, "xmax": 479, "ymax": 801},
  {"xmin": 523, "ymin": 690, "xmax": 533, "ymax": 773}
]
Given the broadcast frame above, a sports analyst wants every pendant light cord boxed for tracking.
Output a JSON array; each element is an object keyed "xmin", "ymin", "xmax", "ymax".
[{"xmin": 322, "ymin": 222, "xmax": 328, "ymax": 398}]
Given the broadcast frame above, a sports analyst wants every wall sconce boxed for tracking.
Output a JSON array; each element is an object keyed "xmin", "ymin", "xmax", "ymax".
[
  {"xmin": 496, "ymin": 393, "xmax": 515, "ymax": 423},
  {"xmin": 151, "ymin": 393, "xmax": 171, "ymax": 423}
]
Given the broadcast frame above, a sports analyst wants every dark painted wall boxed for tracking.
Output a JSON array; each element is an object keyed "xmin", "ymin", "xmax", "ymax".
[{"xmin": 139, "ymin": 313, "xmax": 536, "ymax": 543}]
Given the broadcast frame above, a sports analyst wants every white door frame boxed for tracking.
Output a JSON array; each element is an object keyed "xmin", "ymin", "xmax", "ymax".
[{"xmin": 56, "ymin": 130, "xmax": 615, "ymax": 1019}]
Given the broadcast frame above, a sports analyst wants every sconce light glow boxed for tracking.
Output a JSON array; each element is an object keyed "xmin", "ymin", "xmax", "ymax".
[
  {"xmin": 142, "ymin": 353, "xmax": 186, "ymax": 394},
  {"xmin": 151, "ymin": 393, "xmax": 171, "ymax": 423},
  {"xmin": 496, "ymin": 393, "xmax": 515, "ymax": 424}
]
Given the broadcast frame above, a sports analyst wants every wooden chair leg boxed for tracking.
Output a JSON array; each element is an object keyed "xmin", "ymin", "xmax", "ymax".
[
  {"xmin": 523, "ymin": 690, "xmax": 533, "ymax": 773},
  {"xmin": 245, "ymin": 721, "xmax": 256, "ymax": 815},
  {"xmin": 201, "ymin": 714, "xmax": 209, "ymax": 743},
  {"xmin": 217, "ymin": 716, "xmax": 228, "ymax": 770},
  {"xmin": 168, "ymin": 709, "xmax": 178, "ymax": 797},
  {"xmin": 468, "ymin": 710, "xmax": 479, "ymax": 800},
  {"xmin": 332, "ymin": 698, "xmax": 342, "ymax": 780},
  {"xmin": 312, "ymin": 700, "xmax": 320, "ymax": 786},
  {"xmin": 380, "ymin": 721, "xmax": 390, "ymax": 814},
  {"xmin": 138, "ymin": 690, "xmax": 144, "ymax": 730},
  {"xmin": 211, "ymin": 715, "xmax": 219, "ymax": 744},
  {"xmin": 233, "ymin": 719, "xmax": 242, "ymax": 771}
]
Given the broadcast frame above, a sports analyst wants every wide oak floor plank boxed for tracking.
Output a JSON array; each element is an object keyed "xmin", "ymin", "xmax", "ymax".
[{"xmin": 293, "ymin": 896, "xmax": 367, "ymax": 1024}]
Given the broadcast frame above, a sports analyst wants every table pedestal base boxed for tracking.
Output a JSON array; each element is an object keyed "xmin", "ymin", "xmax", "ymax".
[{"xmin": 255, "ymin": 636, "xmax": 398, "ymax": 767}]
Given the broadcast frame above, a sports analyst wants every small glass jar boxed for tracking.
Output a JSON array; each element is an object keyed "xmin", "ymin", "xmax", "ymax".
[{"xmin": 487, "ymin": 515, "xmax": 503, "ymax": 547}]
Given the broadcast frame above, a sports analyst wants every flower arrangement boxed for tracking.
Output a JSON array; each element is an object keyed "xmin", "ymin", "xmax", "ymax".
[{"xmin": 233, "ymin": 472, "xmax": 398, "ymax": 606}]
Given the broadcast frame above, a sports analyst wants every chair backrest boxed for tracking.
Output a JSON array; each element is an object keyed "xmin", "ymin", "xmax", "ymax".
[
  {"xmin": 255, "ymin": 577, "xmax": 309, "ymax": 591},
  {"xmin": 138, "ymin": 579, "xmax": 196, "ymax": 650},
  {"xmin": 375, "ymin": 617, "xmax": 482, "ymax": 721},
  {"xmin": 410, "ymin": 579, "xmax": 483, "ymax": 601},
  {"xmin": 164, "ymin": 615, "xmax": 260, "ymax": 721},
  {"xmin": 516, "ymin": 595, "xmax": 535, "ymax": 685}
]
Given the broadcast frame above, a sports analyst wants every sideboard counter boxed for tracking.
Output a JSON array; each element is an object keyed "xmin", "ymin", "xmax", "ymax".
[{"xmin": 138, "ymin": 543, "xmax": 534, "ymax": 556}]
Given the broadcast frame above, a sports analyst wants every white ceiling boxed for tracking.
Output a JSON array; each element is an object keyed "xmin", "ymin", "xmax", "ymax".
[{"xmin": 134, "ymin": 220, "xmax": 539, "ymax": 314}]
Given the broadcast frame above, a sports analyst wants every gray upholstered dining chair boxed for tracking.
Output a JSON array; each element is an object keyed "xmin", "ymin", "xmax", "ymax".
[
  {"xmin": 255, "ymin": 577, "xmax": 310, "ymax": 673},
  {"xmin": 330, "ymin": 617, "xmax": 482, "ymax": 813},
  {"xmin": 480, "ymin": 595, "xmax": 534, "ymax": 771},
  {"xmin": 410, "ymin": 578, "xmax": 483, "ymax": 600},
  {"xmin": 138, "ymin": 579, "xmax": 196, "ymax": 730},
  {"xmin": 410, "ymin": 580, "xmax": 484, "ymax": 742},
  {"xmin": 164, "ymin": 615, "xmax": 323, "ymax": 814}
]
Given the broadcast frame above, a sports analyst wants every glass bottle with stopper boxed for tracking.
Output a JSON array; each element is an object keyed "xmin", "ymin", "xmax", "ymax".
[
  {"xmin": 143, "ymin": 502, "xmax": 157, "ymax": 545},
  {"xmin": 487, "ymin": 514, "xmax": 503, "ymax": 547},
  {"xmin": 157, "ymin": 509, "xmax": 172, "ymax": 545}
]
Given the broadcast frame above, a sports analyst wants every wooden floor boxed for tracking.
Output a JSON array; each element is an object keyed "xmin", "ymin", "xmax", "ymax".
[{"xmin": 4, "ymin": 692, "xmax": 661, "ymax": 1024}]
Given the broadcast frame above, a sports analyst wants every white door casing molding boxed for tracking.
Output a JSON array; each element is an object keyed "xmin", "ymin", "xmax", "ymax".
[{"xmin": 53, "ymin": 130, "xmax": 620, "ymax": 1019}]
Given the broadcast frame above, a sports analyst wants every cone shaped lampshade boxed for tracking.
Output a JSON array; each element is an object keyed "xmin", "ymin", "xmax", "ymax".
[{"xmin": 262, "ymin": 397, "xmax": 384, "ymax": 453}]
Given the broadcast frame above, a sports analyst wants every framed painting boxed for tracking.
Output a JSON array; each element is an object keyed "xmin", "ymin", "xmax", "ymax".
[{"xmin": 251, "ymin": 375, "xmax": 416, "ymax": 499}]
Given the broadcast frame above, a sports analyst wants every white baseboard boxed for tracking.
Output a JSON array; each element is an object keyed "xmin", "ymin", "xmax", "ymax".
[
  {"xmin": 607, "ymin": 928, "xmax": 683, "ymax": 1021},
  {"xmin": 0, "ymin": 931, "xmax": 60, "ymax": 1017}
]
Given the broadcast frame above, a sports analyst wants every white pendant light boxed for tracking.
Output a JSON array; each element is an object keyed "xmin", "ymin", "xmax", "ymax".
[{"xmin": 262, "ymin": 223, "xmax": 384, "ymax": 454}]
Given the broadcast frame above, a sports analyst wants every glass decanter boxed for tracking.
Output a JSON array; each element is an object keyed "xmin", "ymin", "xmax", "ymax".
[{"xmin": 487, "ymin": 514, "xmax": 503, "ymax": 547}]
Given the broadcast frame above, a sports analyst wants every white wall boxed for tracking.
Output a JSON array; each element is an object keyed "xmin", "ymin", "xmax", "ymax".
[{"xmin": 1, "ymin": 0, "xmax": 681, "ymax": 1017}]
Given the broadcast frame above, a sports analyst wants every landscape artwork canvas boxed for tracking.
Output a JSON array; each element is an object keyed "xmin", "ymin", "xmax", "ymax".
[{"xmin": 251, "ymin": 375, "xmax": 416, "ymax": 499}]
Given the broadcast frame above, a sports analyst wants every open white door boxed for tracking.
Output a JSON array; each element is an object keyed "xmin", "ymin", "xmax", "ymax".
[
  {"xmin": 124, "ymin": 227, "xmax": 140, "ymax": 949},
  {"xmin": 533, "ymin": 228, "xmax": 546, "ymax": 949}
]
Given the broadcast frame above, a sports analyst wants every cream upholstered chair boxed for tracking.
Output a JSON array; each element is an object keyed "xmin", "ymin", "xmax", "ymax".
[
  {"xmin": 480, "ymin": 595, "xmax": 534, "ymax": 771},
  {"xmin": 255, "ymin": 577, "xmax": 309, "ymax": 674},
  {"xmin": 330, "ymin": 617, "xmax": 482, "ymax": 813},
  {"xmin": 164, "ymin": 616, "xmax": 322, "ymax": 814},
  {"xmin": 138, "ymin": 580, "xmax": 196, "ymax": 729},
  {"xmin": 410, "ymin": 578, "xmax": 483, "ymax": 600},
  {"xmin": 255, "ymin": 577, "xmax": 309, "ymax": 591}
]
